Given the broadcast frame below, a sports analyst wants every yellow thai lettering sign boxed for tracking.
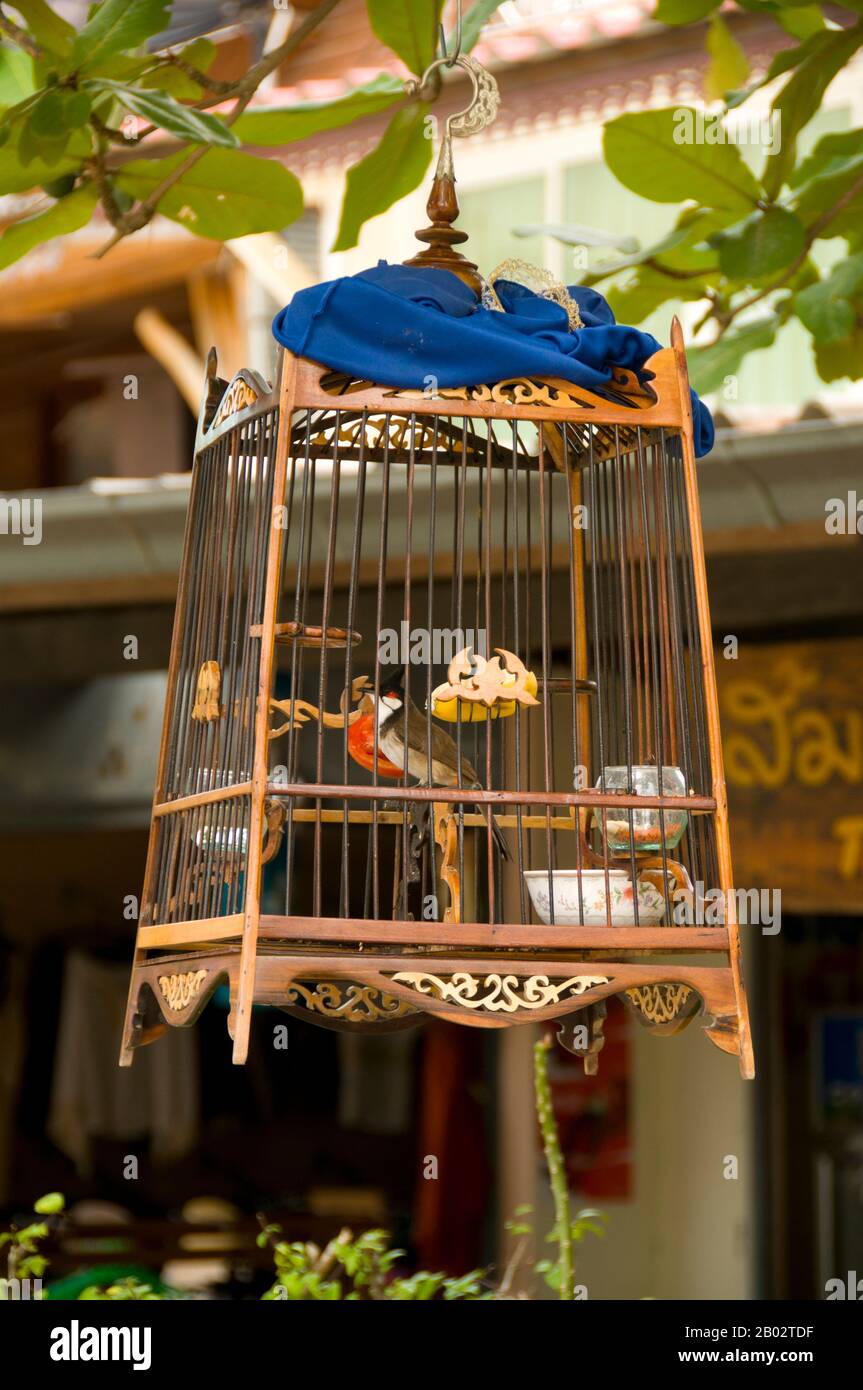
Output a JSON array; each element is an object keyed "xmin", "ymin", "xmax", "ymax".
[{"xmin": 717, "ymin": 638, "xmax": 863, "ymax": 913}]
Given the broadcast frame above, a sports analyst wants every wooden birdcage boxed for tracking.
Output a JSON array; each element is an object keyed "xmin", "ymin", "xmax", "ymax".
[{"xmin": 120, "ymin": 60, "xmax": 753, "ymax": 1081}]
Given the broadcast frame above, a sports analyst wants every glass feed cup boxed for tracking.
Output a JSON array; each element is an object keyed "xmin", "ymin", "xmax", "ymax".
[{"xmin": 596, "ymin": 764, "xmax": 687, "ymax": 854}]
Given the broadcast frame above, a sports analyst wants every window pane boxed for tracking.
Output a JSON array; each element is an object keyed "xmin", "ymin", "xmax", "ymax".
[{"xmin": 458, "ymin": 177, "xmax": 545, "ymax": 278}]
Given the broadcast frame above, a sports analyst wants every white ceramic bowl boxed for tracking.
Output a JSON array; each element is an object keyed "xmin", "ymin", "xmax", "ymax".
[{"xmin": 523, "ymin": 868, "xmax": 667, "ymax": 926}]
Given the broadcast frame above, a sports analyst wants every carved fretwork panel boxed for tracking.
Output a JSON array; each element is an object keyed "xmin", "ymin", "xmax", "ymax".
[
  {"xmin": 624, "ymin": 983, "xmax": 701, "ymax": 1035},
  {"xmin": 386, "ymin": 971, "xmax": 610, "ymax": 1015},
  {"xmin": 283, "ymin": 980, "xmax": 419, "ymax": 1024}
]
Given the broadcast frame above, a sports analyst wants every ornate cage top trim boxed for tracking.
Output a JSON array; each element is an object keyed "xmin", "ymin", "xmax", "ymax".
[
  {"xmin": 290, "ymin": 345, "xmax": 687, "ymax": 430},
  {"xmin": 196, "ymin": 350, "xmax": 279, "ymax": 451}
]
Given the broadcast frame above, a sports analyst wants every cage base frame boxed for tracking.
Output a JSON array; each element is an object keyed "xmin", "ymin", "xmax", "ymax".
[{"xmin": 120, "ymin": 933, "xmax": 754, "ymax": 1078}]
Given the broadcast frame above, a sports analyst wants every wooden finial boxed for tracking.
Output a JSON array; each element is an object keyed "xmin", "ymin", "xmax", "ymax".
[{"xmin": 404, "ymin": 169, "xmax": 481, "ymax": 294}]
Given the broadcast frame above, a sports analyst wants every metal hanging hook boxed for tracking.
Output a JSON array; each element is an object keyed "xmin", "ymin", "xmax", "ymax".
[
  {"xmin": 402, "ymin": 0, "xmax": 497, "ymax": 212},
  {"xmin": 405, "ymin": 51, "xmax": 499, "ymax": 180},
  {"xmin": 406, "ymin": 0, "xmax": 497, "ymax": 178},
  {"xmin": 439, "ymin": 0, "xmax": 463, "ymax": 67}
]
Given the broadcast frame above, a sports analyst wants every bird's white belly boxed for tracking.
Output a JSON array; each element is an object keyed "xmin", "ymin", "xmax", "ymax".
[{"xmin": 378, "ymin": 728, "xmax": 456, "ymax": 787}]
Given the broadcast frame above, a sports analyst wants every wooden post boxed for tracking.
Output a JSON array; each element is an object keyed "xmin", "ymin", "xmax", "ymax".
[
  {"xmin": 187, "ymin": 267, "xmax": 247, "ymax": 381},
  {"xmin": 133, "ymin": 308, "xmax": 203, "ymax": 413},
  {"xmin": 568, "ymin": 466, "xmax": 590, "ymax": 838},
  {"xmin": 231, "ymin": 352, "xmax": 297, "ymax": 1064},
  {"xmin": 119, "ymin": 364, "xmax": 210, "ymax": 1066},
  {"xmin": 671, "ymin": 318, "xmax": 754, "ymax": 1080}
]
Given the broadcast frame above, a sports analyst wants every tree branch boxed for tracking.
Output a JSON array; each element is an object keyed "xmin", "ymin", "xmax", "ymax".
[
  {"xmin": 0, "ymin": 6, "xmax": 43, "ymax": 61},
  {"xmin": 162, "ymin": 53, "xmax": 236, "ymax": 96},
  {"xmin": 643, "ymin": 257, "xmax": 710, "ymax": 282},
  {"xmin": 87, "ymin": 156, "xmax": 126, "ymax": 229},
  {"xmin": 89, "ymin": 110, "xmax": 141, "ymax": 146},
  {"xmin": 93, "ymin": 0, "xmax": 344, "ymax": 257},
  {"xmin": 193, "ymin": 0, "xmax": 344, "ymax": 110},
  {"xmin": 534, "ymin": 1033, "xmax": 574, "ymax": 1302},
  {"xmin": 705, "ymin": 169, "xmax": 863, "ymax": 339}
]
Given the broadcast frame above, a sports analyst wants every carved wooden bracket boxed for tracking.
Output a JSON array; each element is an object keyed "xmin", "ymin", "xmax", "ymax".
[
  {"xmin": 433, "ymin": 801, "xmax": 461, "ymax": 924},
  {"xmin": 191, "ymin": 660, "xmax": 223, "ymax": 722},
  {"xmin": 261, "ymin": 799, "xmax": 286, "ymax": 865},
  {"xmin": 556, "ymin": 999, "xmax": 607, "ymax": 1073},
  {"xmin": 268, "ymin": 674, "xmax": 372, "ymax": 739}
]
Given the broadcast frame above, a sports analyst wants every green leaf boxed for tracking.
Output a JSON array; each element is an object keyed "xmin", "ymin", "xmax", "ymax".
[
  {"xmin": 16, "ymin": 1221, "xmax": 49, "ymax": 1242},
  {"xmin": 367, "ymin": 0, "xmax": 444, "ymax": 76},
  {"xmin": 14, "ymin": 84, "xmax": 91, "ymax": 167},
  {"xmin": 784, "ymin": 255, "xmax": 819, "ymax": 294},
  {"xmin": 332, "ymin": 101, "xmax": 431, "ymax": 252},
  {"xmin": 116, "ymin": 149, "xmax": 303, "ymax": 239},
  {"xmin": 762, "ymin": 21, "xmax": 863, "ymax": 197},
  {"xmin": 234, "ymin": 75, "xmax": 404, "ymax": 146},
  {"xmin": 90, "ymin": 81, "xmax": 238, "ymax": 147},
  {"xmin": 127, "ymin": 41, "xmax": 216, "ymax": 98},
  {"xmin": 584, "ymin": 209, "xmax": 725, "ymax": 282},
  {"xmin": 18, "ymin": 93, "xmax": 65, "ymax": 164},
  {"xmin": 805, "ymin": 251, "xmax": 863, "ymax": 300},
  {"xmin": 796, "ymin": 286, "xmax": 855, "ymax": 342},
  {"xmin": 602, "ymin": 108, "xmax": 762, "ymax": 213},
  {"xmin": 773, "ymin": 6, "xmax": 827, "ymax": 41},
  {"xmin": 686, "ymin": 315, "xmax": 779, "ymax": 393},
  {"xmin": 734, "ymin": 0, "xmax": 825, "ymax": 40},
  {"xmin": 794, "ymin": 252, "xmax": 863, "ymax": 341},
  {"xmin": 704, "ymin": 14, "xmax": 749, "ymax": 102},
  {"xmin": 0, "ymin": 137, "xmax": 79, "ymax": 193},
  {"xmin": 456, "ymin": 0, "xmax": 504, "ymax": 53},
  {"xmin": 69, "ymin": 0, "xmax": 171, "ymax": 75},
  {"xmin": 41, "ymin": 172, "xmax": 76, "ymax": 196},
  {"xmin": 607, "ymin": 267, "xmax": 705, "ymax": 324},
  {"xmin": 725, "ymin": 24, "xmax": 830, "ymax": 108},
  {"xmin": 656, "ymin": 0, "xmax": 720, "ymax": 21},
  {"xmin": 585, "ymin": 232, "xmax": 689, "ymax": 280},
  {"xmin": 711, "ymin": 205, "xmax": 806, "ymax": 278},
  {"xmin": 0, "ymin": 182, "xmax": 97, "ymax": 268},
  {"xmin": 792, "ymin": 148, "xmax": 863, "ymax": 232},
  {"xmin": 12, "ymin": 0, "xmax": 75, "ymax": 55},
  {"xmin": 62, "ymin": 89, "xmax": 91, "ymax": 127},
  {"xmin": 814, "ymin": 322, "xmax": 863, "ymax": 381},
  {"xmin": 662, "ymin": 208, "xmax": 738, "ymax": 269},
  {"xmin": 33, "ymin": 1191, "xmax": 65, "ymax": 1215},
  {"xmin": 790, "ymin": 127, "xmax": 863, "ymax": 188},
  {"xmin": 28, "ymin": 89, "xmax": 65, "ymax": 137},
  {"xmin": 0, "ymin": 48, "xmax": 36, "ymax": 110}
]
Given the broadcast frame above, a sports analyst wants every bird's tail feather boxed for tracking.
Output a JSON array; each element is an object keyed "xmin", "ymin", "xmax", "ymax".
[
  {"xmin": 487, "ymin": 810, "xmax": 511, "ymax": 861},
  {"xmin": 465, "ymin": 780, "xmax": 511, "ymax": 861},
  {"xmin": 469, "ymin": 795, "xmax": 510, "ymax": 860}
]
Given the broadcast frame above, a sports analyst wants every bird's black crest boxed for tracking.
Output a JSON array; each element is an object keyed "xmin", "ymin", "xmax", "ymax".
[{"xmin": 377, "ymin": 664, "xmax": 408, "ymax": 696}]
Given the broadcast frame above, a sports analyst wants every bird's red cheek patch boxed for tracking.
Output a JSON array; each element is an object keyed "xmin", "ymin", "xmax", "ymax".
[{"xmin": 347, "ymin": 714, "xmax": 404, "ymax": 778}]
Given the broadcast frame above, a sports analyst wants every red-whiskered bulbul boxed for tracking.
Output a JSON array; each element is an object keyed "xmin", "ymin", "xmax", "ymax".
[{"xmin": 372, "ymin": 666, "xmax": 511, "ymax": 860}]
